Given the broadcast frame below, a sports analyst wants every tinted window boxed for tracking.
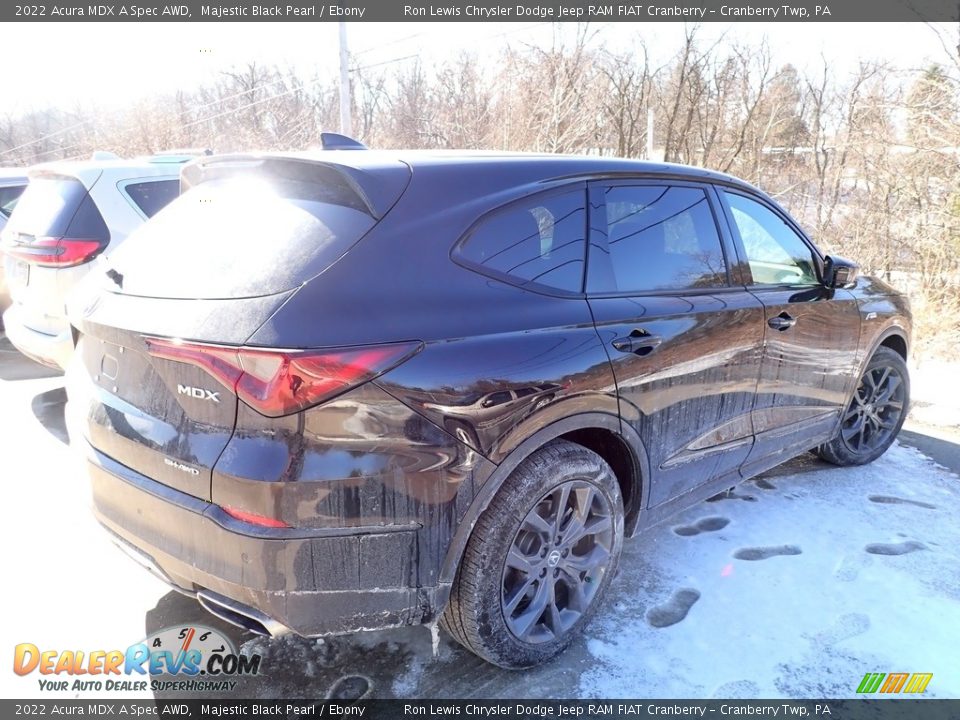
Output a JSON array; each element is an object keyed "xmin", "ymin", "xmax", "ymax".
[
  {"xmin": 481, "ymin": 391, "xmax": 513, "ymax": 407},
  {"xmin": 593, "ymin": 185, "xmax": 727, "ymax": 293},
  {"xmin": 724, "ymin": 191, "xmax": 819, "ymax": 285},
  {"xmin": 458, "ymin": 190, "xmax": 586, "ymax": 293},
  {"xmin": 124, "ymin": 179, "xmax": 179, "ymax": 218},
  {"xmin": 5, "ymin": 176, "xmax": 88, "ymax": 237},
  {"xmin": 0, "ymin": 183, "xmax": 26, "ymax": 219}
]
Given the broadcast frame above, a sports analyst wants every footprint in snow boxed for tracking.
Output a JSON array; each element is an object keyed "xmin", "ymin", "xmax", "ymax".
[
  {"xmin": 834, "ymin": 554, "xmax": 869, "ymax": 582},
  {"xmin": 646, "ymin": 588, "xmax": 701, "ymax": 628},
  {"xmin": 809, "ymin": 612, "xmax": 871, "ymax": 647},
  {"xmin": 868, "ymin": 495, "xmax": 937, "ymax": 510},
  {"xmin": 734, "ymin": 545, "xmax": 802, "ymax": 561},
  {"xmin": 327, "ymin": 674, "xmax": 371, "ymax": 700},
  {"xmin": 673, "ymin": 516, "xmax": 730, "ymax": 537},
  {"xmin": 865, "ymin": 540, "xmax": 926, "ymax": 556}
]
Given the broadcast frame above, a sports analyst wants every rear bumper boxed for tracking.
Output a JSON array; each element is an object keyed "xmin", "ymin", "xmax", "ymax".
[
  {"xmin": 85, "ymin": 443, "xmax": 449, "ymax": 637},
  {"xmin": 2, "ymin": 304, "xmax": 72, "ymax": 369}
]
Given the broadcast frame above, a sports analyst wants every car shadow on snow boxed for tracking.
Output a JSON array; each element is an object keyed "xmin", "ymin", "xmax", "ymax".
[
  {"xmin": 144, "ymin": 589, "xmax": 604, "ymax": 701},
  {"xmin": 31, "ymin": 386, "xmax": 69, "ymax": 444}
]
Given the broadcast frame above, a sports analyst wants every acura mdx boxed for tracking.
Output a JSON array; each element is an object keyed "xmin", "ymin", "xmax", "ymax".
[{"xmin": 66, "ymin": 145, "xmax": 911, "ymax": 668}]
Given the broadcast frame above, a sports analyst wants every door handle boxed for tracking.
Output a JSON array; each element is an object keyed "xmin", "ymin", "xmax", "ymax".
[
  {"xmin": 767, "ymin": 312, "xmax": 797, "ymax": 331},
  {"xmin": 612, "ymin": 329, "xmax": 662, "ymax": 356}
]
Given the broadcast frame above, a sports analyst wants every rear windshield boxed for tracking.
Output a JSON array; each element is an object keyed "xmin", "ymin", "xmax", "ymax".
[
  {"xmin": 106, "ymin": 175, "xmax": 378, "ymax": 299},
  {"xmin": 6, "ymin": 176, "xmax": 88, "ymax": 237}
]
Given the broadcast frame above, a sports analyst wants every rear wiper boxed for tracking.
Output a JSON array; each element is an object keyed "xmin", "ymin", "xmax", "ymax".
[{"xmin": 105, "ymin": 268, "xmax": 124, "ymax": 288}]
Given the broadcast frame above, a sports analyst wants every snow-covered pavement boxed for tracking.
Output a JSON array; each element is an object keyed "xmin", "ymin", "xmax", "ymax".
[{"xmin": 1, "ymin": 335, "xmax": 958, "ymax": 700}]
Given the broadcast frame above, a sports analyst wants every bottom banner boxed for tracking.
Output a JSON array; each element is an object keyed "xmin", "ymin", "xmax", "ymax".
[{"xmin": 1, "ymin": 699, "xmax": 955, "ymax": 720}]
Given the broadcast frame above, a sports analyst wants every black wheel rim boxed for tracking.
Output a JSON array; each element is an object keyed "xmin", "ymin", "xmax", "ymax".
[
  {"xmin": 841, "ymin": 363, "xmax": 906, "ymax": 453},
  {"xmin": 501, "ymin": 480, "xmax": 614, "ymax": 644}
]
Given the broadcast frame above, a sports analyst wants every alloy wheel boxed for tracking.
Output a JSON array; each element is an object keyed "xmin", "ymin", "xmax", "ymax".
[
  {"xmin": 501, "ymin": 480, "xmax": 615, "ymax": 644},
  {"xmin": 841, "ymin": 363, "xmax": 906, "ymax": 453}
]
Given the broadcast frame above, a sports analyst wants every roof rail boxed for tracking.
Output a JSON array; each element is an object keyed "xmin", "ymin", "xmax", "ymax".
[{"xmin": 320, "ymin": 133, "xmax": 367, "ymax": 151}]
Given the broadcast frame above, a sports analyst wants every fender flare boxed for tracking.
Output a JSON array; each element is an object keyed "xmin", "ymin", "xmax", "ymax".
[
  {"xmin": 854, "ymin": 323, "xmax": 910, "ymax": 385},
  {"xmin": 828, "ymin": 323, "xmax": 910, "ymax": 440},
  {"xmin": 439, "ymin": 412, "xmax": 650, "ymax": 584}
]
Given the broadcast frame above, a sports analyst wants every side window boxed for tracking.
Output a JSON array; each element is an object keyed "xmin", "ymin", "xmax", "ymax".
[
  {"xmin": 123, "ymin": 179, "xmax": 180, "ymax": 219},
  {"xmin": 457, "ymin": 189, "xmax": 586, "ymax": 294},
  {"xmin": 592, "ymin": 185, "xmax": 727, "ymax": 293},
  {"xmin": 723, "ymin": 191, "xmax": 819, "ymax": 286}
]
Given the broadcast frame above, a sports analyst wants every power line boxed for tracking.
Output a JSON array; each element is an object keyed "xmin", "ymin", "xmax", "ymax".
[
  {"xmin": 4, "ymin": 22, "xmax": 554, "ymax": 157},
  {"xmin": 180, "ymin": 76, "xmax": 327, "ymax": 131},
  {"xmin": 0, "ymin": 119, "xmax": 89, "ymax": 159}
]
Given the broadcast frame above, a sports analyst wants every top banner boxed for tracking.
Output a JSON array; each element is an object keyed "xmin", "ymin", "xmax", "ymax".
[{"xmin": 7, "ymin": 0, "xmax": 960, "ymax": 22}]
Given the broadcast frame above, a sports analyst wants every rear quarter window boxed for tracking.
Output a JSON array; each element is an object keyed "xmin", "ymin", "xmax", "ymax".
[
  {"xmin": 123, "ymin": 179, "xmax": 180, "ymax": 218},
  {"xmin": 455, "ymin": 189, "xmax": 587, "ymax": 294},
  {"xmin": 0, "ymin": 183, "xmax": 26, "ymax": 219}
]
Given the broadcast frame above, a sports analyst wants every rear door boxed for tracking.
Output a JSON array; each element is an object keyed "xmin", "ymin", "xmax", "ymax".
[
  {"xmin": 717, "ymin": 189, "xmax": 861, "ymax": 477},
  {"xmin": 586, "ymin": 180, "xmax": 766, "ymax": 507}
]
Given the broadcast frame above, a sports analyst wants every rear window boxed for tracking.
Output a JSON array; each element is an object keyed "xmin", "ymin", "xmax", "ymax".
[
  {"xmin": 589, "ymin": 185, "xmax": 727, "ymax": 293},
  {"xmin": 123, "ymin": 179, "xmax": 179, "ymax": 218},
  {"xmin": 106, "ymin": 175, "xmax": 378, "ymax": 299},
  {"xmin": 456, "ymin": 189, "xmax": 586, "ymax": 294},
  {"xmin": 6, "ymin": 176, "xmax": 88, "ymax": 237},
  {"xmin": 0, "ymin": 183, "xmax": 26, "ymax": 219}
]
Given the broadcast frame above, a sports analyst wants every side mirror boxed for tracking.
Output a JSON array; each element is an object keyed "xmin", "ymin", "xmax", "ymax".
[{"xmin": 823, "ymin": 255, "xmax": 859, "ymax": 289}]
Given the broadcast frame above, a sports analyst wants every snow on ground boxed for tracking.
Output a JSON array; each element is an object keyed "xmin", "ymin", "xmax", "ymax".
[
  {"xmin": 909, "ymin": 358, "xmax": 960, "ymax": 430},
  {"xmin": 579, "ymin": 442, "xmax": 960, "ymax": 698}
]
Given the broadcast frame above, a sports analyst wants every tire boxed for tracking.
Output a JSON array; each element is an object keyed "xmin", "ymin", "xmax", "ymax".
[
  {"xmin": 440, "ymin": 440, "xmax": 624, "ymax": 668},
  {"xmin": 817, "ymin": 346, "xmax": 910, "ymax": 467}
]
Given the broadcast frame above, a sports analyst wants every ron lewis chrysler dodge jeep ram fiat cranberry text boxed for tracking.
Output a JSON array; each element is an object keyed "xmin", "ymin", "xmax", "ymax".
[{"xmin": 65, "ymin": 143, "xmax": 910, "ymax": 668}]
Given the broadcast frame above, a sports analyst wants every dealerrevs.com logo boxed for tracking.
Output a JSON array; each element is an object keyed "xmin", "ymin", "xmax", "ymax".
[{"xmin": 13, "ymin": 625, "xmax": 261, "ymax": 693}]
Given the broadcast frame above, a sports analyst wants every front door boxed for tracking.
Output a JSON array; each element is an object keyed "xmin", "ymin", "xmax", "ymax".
[
  {"xmin": 718, "ymin": 189, "xmax": 861, "ymax": 478},
  {"xmin": 586, "ymin": 180, "xmax": 767, "ymax": 507}
]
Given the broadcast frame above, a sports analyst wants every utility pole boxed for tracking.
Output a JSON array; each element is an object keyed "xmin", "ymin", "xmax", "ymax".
[
  {"xmin": 646, "ymin": 108, "xmax": 655, "ymax": 161},
  {"xmin": 338, "ymin": 21, "xmax": 353, "ymax": 136}
]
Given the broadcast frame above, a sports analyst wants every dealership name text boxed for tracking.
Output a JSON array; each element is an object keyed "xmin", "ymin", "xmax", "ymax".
[
  {"xmin": 401, "ymin": 4, "xmax": 831, "ymax": 18},
  {"xmin": 402, "ymin": 705, "xmax": 831, "ymax": 717}
]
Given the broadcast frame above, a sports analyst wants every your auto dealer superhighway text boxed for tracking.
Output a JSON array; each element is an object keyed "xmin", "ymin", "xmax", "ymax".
[{"xmin": 402, "ymin": 705, "xmax": 824, "ymax": 717}]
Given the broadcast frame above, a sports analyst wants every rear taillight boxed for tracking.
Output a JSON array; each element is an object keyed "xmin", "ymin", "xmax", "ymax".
[
  {"xmin": 221, "ymin": 505, "xmax": 291, "ymax": 528},
  {"xmin": 3, "ymin": 237, "xmax": 105, "ymax": 267},
  {"xmin": 145, "ymin": 337, "xmax": 421, "ymax": 417}
]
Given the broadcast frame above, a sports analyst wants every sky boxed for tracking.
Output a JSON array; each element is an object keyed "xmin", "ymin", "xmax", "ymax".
[{"xmin": 4, "ymin": 22, "xmax": 954, "ymax": 115}]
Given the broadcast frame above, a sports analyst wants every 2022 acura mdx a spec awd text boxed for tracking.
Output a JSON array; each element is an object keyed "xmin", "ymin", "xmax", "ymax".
[{"xmin": 65, "ymin": 146, "xmax": 911, "ymax": 668}]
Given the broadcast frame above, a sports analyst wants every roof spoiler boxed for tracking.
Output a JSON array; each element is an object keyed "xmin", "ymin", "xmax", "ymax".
[
  {"xmin": 181, "ymin": 153, "xmax": 409, "ymax": 220},
  {"xmin": 319, "ymin": 133, "xmax": 367, "ymax": 151}
]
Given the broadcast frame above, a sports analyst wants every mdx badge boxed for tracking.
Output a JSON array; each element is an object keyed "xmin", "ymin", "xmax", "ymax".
[{"xmin": 177, "ymin": 384, "xmax": 220, "ymax": 402}]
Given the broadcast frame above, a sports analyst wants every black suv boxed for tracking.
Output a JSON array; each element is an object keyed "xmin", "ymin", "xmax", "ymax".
[{"xmin": 67, "ymin": 146, "xmax": 911, "ymax": 668}]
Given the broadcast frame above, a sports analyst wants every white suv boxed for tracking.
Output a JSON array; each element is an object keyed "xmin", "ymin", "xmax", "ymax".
[
  {"xmin": 0, "ymin": 169, "xmax": 30, "ymax": 319},
  {"xmin": 1, "ymin": 153, "xmax": 191, "ymax": 368}
]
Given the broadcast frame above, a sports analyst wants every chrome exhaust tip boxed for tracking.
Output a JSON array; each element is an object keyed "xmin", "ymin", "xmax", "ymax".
[{"xmin": 196, "ymin": 589, "xmax": 291, "ymax": 638}]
